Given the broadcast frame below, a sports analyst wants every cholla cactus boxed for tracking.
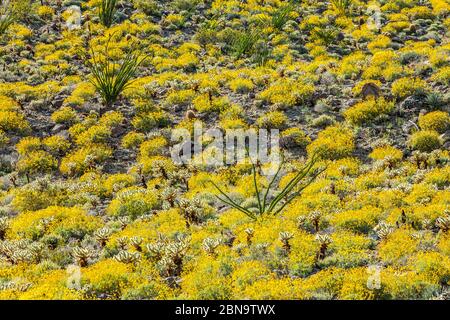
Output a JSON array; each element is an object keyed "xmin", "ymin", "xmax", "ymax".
[
  {"xmin": 11, "ymin": 249, "xmax": 33, "ymax": 264},
  {"xmin": 130, "ymin": 236, "xmax": 143, "ymax": 252},
  {"xmin": 168, "ymin": 168, "xmax": 190, "ymax": 190},
  {"xmin": 254, "ymin": 242, "xmax": 270, "ymax": 256},
  {"xmin": 315, "ymin": 234, "xmax": 332, "ymax": 260},
  {"xmin": 411, "ymin": 151, "xmax": 429, "ymax": 169},
  {"xmin": 244, "ymin": 228, "xmax": 254, "ymax": 246},
  {"xmin": 279, "ymin": 231, "xmax": 294, "ymax": 253},
  {"xmin": 116, "ymin": 236, "xmax": 128, "ymax": 250},
  {"xmin": 202, "ymin": 238, "xmax": 221, "ymax": 256},
  {"xmin": 177, "ymin": 198, "xmax": 205, "ymax": 227},
  {"xmin": 0, "ymin": 217, "xmax": 9, "ymax": 240},
  {"xmin": 374, "ymin": 222, "xmax": 394, "ymax": 240},
  {"xmin": 151, "ymin": 236, "xmax": 189, "ymax": 282},
  {"xmin": 146, "ymin": 241, "xmax": 166, "ymax": 261},
  {"xmin": 94, "ymin": 227, "xmax": 112, "ymax": 247},
  {"xmin": 28, "ymin": 243, "xmax": 44, "ymax": 263},
  {"xmin": 0, "ymin": 241, "xmax": 15, "ymax": 263},
  {"xmin": 72, "ymin": 247, "xmax": 95, "ymax": 267},
  {"xmin": 151, "ymin": 160, "xmax": 169, "ymax": 179},
  {"xmin": 118, "ymin": 217, "xmax": 130, "ymax": 230},
  {"xmin": 161, "ymin": 186, "xmax": 179, "ymax": 209},
  {"xmin": 114, "ymin": 250, "xmax": 141, "ymax": 264},
  {"xmin": 296, "ymin": 216, "xmax": 307, "ymax": 230},
  {"xmin": 436, "ymin": 215, "xmax": 450, "ymax": 232},
  {"xmin": 422, "ymin": 218, "xmax": 433, "ymax": 230},
  {"xmin": 308, "ymin": 210, "xmax": 322, "ymax": 232}
]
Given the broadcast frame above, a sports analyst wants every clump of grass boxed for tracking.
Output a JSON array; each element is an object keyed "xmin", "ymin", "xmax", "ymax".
[
  {"xmin": 231, "ymin": 29, "xmax": 260, "ymax": 59},
  {"xmin": 271, "ymin": 3, "xmax": 294, "ymax": 30},
  {"xmin": 0, "ymin": 0, "xmax": 15, "ymax": 36},
  {"xmin": 98, "ymin": 0, "xmax": 118, "ymax": 27},
  {"xmin": 209, "ymin": 153, "xmax": 325, "ymax": 220},
  {"xmin": 80, "ymin": 35, "xmax": 148, "ymax": 115},
  {"xmin": 331, "ymin": 0, "xmax": 352, "ymax": 16}
]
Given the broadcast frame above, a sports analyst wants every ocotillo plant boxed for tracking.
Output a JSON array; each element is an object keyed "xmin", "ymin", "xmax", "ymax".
[{"xmin": 209, "ymin": 152, "xmax": 326, "ymax": 220}]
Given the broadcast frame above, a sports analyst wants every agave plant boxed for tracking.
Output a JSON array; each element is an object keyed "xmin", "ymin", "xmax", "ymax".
[
  {"xmin": 209, "ymin": 153, "xmax": 325, "ymax": 220},
  {"xmin": 81, "ymin": 35, "xmax": 148, "ymax": 115},
  {"xmin": 0, "ymin": 0, "xmax": 15, "ymax": 36},
  {"xmin": 98, "ymin": 0, "xmax": 118, "ymax": 27}
]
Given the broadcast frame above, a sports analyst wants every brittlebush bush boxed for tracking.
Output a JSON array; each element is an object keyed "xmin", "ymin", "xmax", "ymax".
[
  {"xmin": 307, "ymin": 125, "xmax": 355, "ymax": 160},
  {"xmin": 106, "ymin": 187, "xmax": 160, "ymax": 219},
  {"xmin": 408, "ymin": 130, "xmax": 442, "ymax": 152},
  {"xmin": 391, "ymin": 77, "xmax": 428, "ymax": 98},
  {"xmin": 418, "ymin": 111, "xmax": 450, "ymax": 133},
  {"xmin": 8, "ymin": 206, "xmax": 101, "ymax": 242},
  {"xmin": 60, "ymin": 145, "xmax": 112, "ymax": 176},
  {"xmin": 344, "ymin": 97, "xmax": 395, "ymax": 125}
]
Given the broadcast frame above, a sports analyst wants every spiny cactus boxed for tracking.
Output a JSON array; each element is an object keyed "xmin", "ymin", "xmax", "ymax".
[
  {"xmin": 177, "ymin": 197, "xmax": 206, "ymax": 227},
  {"xmin": 436, "ymin": 215, "xmax": 450, "ymax": 232},
  {"xmin": 244, "ymin": 228, "xmax": 254, "ymax": 246},
  {"xmin": 161, "ymin": 186, "xmax": 180, "ymax": 209},
  {"xmin": 147, "ymin": 235, "xmax": 189, "ymax": 282},
  {"xmin": 72, "ymin": 247, "xmax": 95, "ymax": 267},
  {"xmin": 116, "ymin": 236, "xmax": 128, "ymax": 251},
  {"xmin": 0, "ymin": 241, "xmax": 15, "ymax": 263},
  {"xmin": 315, "ymin": 234, "xmax": 332, "ymax": 261},
  {"xmin": 202, "ymin": 238, "xmax": 221, "ymax": 256},
  {"xmin": 94, "ymin": 227, "xmax": 112, "ymax": 247},
  {"xmin": 11, "ymin": 249, "xmax": 33, "ymax": 264},
  {"xmin": 114, "ymin": 250, "xmax": 141, "ymax": 264},
  {"xmin": 146, "ymin": 241, "xmax": 166, "ymax": 261},
  {"xmin": 374, "ymin": 222, "xmax": 394, "ymax": 240},
  {"xmin": 0, "ymin": 217, "xmax": 9, "ymax": 240},
  {"xmin": 297, "ymin": 216, "xmax": 307, "ymax": 230},
  {"xmin": 130, "ymin": 236, "xmax": 143, "ymax": 252},
  {"xmin": 279, "ymin": 231, "xmax": 294, "ymax": 253},
  {"xmin": 118, "ymin": 216, "xmax": 130, "ymax": 230},
  {"xmin": 308, "ymin": 210, "xmax": 322, "ymax": 232}
]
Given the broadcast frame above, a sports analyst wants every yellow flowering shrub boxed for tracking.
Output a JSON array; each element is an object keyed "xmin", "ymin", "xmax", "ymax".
[
  {"xmin": 418, "ymin": 111, "xmax": 450, "ymax": 133},
  {"xmin": 106, "ymin": 187, "xmax": 160, "ymax": 219},
  {"xmin": 307, "ymin": 125, "xmax": 355, "ymax": 160},
  {"xmin": 391, "ymin": 77, "xmax": 428, "ymax": 98},
  {"xmin": 408, "ymin": 130, "xmax": 442, "ymax": 152},
  {"xmin": 344, "ymin": 97, "xmax": 395, "ymax": 125},
  {"xmin": 8, "ymin": 206, "xmax": 101, "ymax": 241}
]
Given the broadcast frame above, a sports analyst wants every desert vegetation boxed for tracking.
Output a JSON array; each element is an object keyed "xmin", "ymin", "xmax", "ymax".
[{"xmin": 0, "ymin": 0, "xmax": 448, "ymax": 300}]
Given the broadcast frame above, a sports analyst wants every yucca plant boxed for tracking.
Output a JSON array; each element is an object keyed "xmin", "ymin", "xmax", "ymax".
[
  {"xmin": 98, "ymin": 0, "xmax": 118, "ymax": 27},
  {"xmin": 0, "ymin": 0, "xmax": 15, "ymax": 36},
  {"xmin": 209, "ymin": 153, "xmax": 326, "ymax": 220},
  {"xmin": 81, "ymin": 35, "xmax": 147, "ymax": 115}
]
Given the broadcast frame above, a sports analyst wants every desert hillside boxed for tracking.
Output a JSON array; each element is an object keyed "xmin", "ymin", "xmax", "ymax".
[{"xmin": 0, "ymin": 0, "xmax": 449, "ymax": 300}]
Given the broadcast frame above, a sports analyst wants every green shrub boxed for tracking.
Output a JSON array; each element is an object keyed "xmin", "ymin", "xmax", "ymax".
[{"xmin": 408, "ymin": 130, "xmax": 442, "ymax": 152}]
